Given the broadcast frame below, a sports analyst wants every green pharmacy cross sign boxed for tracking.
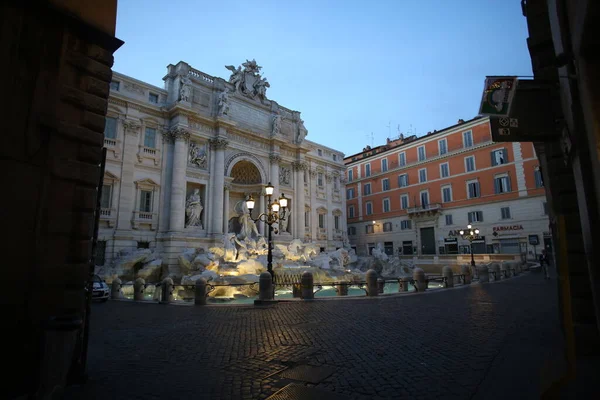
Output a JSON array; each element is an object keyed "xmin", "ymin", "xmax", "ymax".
[{"xmin": 479, "ymin": 76, "xmax": 518, "ymax": 117}]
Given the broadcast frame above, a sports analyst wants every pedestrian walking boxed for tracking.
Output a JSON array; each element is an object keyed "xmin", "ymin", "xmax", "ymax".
[{"xmin": 539, "ymin": 249, "xmax": 550, "ymax": 279}]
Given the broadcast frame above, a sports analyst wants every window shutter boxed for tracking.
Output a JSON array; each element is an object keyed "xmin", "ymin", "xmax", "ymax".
[
  {"xmin": 478, "ymin": 211, "xmax": 483, "ymax": 222},
  {"xmin": 475, "ymin": 182, "xmax": 480, "ymax": 197},
  {"xmin": 507, "ymin": 176, "xmax": 512, "ymax": 192},
  {"xmin": 503, "ymin": 148, "xmax": 508, "ymax": 163},
  {"xmin": 491, "ymin": 151, "xmax": 496, "ymax": 166},
  {"xmin": 468, "ymin": 212, "xmax": 473, "ymax": 223},
  {"xmin": 494, "ymin": 178, "xmax": 500, "ymax": 194}
]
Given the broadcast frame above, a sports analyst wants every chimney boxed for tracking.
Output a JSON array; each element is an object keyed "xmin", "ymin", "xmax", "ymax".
[{"xmin": 458, "ymin": 119, "xmax": 465, "ymax": 124}]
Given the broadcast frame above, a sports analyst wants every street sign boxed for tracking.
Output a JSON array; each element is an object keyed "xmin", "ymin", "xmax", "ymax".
[
  {"xmin": 487, "ymin": 79, "xmax": 561, "ymax": 142},
  {"xmin": 529, "ymin": 234, "xmax": 540, "ymax": 245},
  {"xmin": 479, "ymin": 76, "xmax": 518, "ymax": 117}
]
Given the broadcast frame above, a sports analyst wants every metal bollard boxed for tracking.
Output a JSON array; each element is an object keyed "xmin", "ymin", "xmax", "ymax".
[
  {"xmin": 258, "ymin": 272, "xmax": 273, "ymax": 301},
  {"xmin": 398, "ymin": 277, "xmax": 409, "ymax": 292},
  {"xmin": 500, "ymin": 263, "xmax": 509, "ymax": 279},
  {"xmin": 301, "ymin": 271, "xmax": 314, "ymax": 300},
  {"xmin": 413, "ymin": 268, "xmax": 426, "ymax": 292},
  {"xmin": 335, "ymin": 283, "xmax": 348, "ymax": 296},
  {"xmin": 477, "ymin": 265, "xmax": 490, "ymax": 283},
  {"xmin": 460, "ymin": 265, "xmax": 472, "ymax": 284},
  {"xmin": 377, "ymin": 278, "xmax": 385, "ymax": 294},
  {"xmin": 490, "ymin": 263, "xmax": 501, "ymax": 281},
  {"xmin": 111, "ymin": 278, "xmax": 122, "ymax": 300},
  {"xmin": 442, "ymin": 266, "xmax": 454, "ymax": 288},
  {"xmin": 366, "ymin": 269, "xmax": 378, "ymax": 296},
  {"xmin": 160, "ymin": 278, "xmax": 174, "ymax": 304},
  {"xmin": 195, "ymin": 278, "xmax": 208, "ymax": 305}
]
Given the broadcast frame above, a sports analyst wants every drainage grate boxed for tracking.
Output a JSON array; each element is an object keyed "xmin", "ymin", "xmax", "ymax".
[
  {"xmin": 266, "ymin": 383, "xmax": 347, "ymax": 400},
  {"xmin": 278, "ymin": 364, "xmax": 336, "ymax": 384}
]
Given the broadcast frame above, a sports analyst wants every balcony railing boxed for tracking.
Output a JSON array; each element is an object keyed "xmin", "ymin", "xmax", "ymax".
[
  {"xmin": 100, "ymin": 208, "xmax": 116, "ymax": 227},
  {"xmin": 132, "ymin": 211, "xmax": 157, "ymax": 230},
  {"xmin": 104, "ymin": 138, "xmax": 117, "ymax": 147},
  {"xmin": 407, "ymin": 203, "xmax": 442, "ymax": 216}
]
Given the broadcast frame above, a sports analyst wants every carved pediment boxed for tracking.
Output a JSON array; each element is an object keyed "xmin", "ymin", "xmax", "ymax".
[
  {"xmin": 104, "ymin": 171, "xmax": 120, "ymax": 183},
  {"xmin": 134, "ymin": 178, "xmax": 160, "ymax": 189}
]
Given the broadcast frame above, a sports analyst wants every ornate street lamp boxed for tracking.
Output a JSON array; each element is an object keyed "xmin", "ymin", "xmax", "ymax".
[
  {"xmin": 459, "ymin": 224, "xmax": 480, "ymax": 267},
  {"xmin": 245, "ymin": 182, "xmax": 288, "ymax": 281}
]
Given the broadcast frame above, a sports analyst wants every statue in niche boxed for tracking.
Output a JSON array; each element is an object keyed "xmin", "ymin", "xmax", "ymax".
[
  {"xmin": 271, "ymin": 114, "xmax": 281, "ymax": 137},
  {"xmin": 185, "ymin": 189, "xmax": 203, "ymax": 228},
  {"xmin": 189, "ymin": 142, "xmax": 207, "ymax": 168},
  {"xmin": 279, "ymin": 208, "xmax": 290, "ymax": 233},
  {"xmin": 237, "ymin": 200, "xmax": 259, "ymax": 241},
  {"xmin": 179, "ymin": 75, "xmax": 192, "ymax": 102},
  {"xmin": 279, "ymin": 166, "xmax": 291, "ymax": 185},
  {"xmin": 296, "ymin": 119, "xmax": 308, "ymax": 144},
  {"xmin": 217, "ymin": 90, "xmax": 230, "ymax": 116}
]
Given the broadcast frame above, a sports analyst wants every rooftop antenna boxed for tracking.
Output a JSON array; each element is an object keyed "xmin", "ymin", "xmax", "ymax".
[
  {"xmin": 386, "ymin": 121, "xmax": 391, "ymax": 139},
  {"xmin": 370, "ymin": 132, "xmax": 374, "ymax": 147}
]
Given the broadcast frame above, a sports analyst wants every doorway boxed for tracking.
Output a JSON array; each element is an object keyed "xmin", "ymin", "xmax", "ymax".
[{"xmin": 420, "ymin": 227, "xmax": 436, "ymax": 255}]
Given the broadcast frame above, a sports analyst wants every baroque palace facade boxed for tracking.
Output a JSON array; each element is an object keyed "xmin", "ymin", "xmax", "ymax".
[
  {"xmin": 99, "ymin": 60, "xmax": 346, "ymax": 267},
  {"xmin": 344, "ymin": 117, "xmax": 550, "ymax": 258}
]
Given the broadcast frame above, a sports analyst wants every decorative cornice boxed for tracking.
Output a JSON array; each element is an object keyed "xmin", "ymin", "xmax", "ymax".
[
  {"xmin": 209, "ymin": 137, "xmax": 229, "ymax": 150},
  {"xmin": 325, "ymin": 173, "xmax": 333, "ymax": 183}
]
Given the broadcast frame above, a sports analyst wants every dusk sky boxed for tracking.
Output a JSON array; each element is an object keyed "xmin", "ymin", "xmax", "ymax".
[{"xmin": 114, "ymin": 0, "xmax": 532, "ymax": 156}]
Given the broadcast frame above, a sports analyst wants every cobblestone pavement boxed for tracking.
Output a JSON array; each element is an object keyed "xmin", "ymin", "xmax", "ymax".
[{"xmin": 65, "ymin": 272, "xmax": 569, "ymax": 399}]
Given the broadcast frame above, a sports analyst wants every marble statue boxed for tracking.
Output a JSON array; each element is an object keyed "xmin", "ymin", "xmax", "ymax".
[
  {"xmin": 279, "ymin": 208, "xmax": 290, "ymax": 233},
  {"xmin": 227, "ymin": 65, "xmax": 243, "ymax": 92},
  {"xmin": 271, "ymin": 114, "xmax": 281, "ymax": 136},
  {"xmin": 297, "ymin": 119, "xmax": 307, "ymax": 143},
  {"xmin": 225, "ymin": 60, "xmax": 269, "ymax": 100},
  {"xmin": 217, "ymin": 90, "xmax": 230, "ymax": 116},
  {"xmin": 179, "ymin": 75, "xmax": 192, "ymax": 102},
  {"xmin": 254, "ymin": 77, "xmax": 270, "ymax": 100},
  {"xmin": 189, "ymin": 142, "xmax": 207, "ymax": 168},
  {"xmin": 185, "ymin": 189, "xmax": 203, "ymax": 228},
  {"xmin": 238, "ymin": 201, "xmax": 259, "ymax": 240}
]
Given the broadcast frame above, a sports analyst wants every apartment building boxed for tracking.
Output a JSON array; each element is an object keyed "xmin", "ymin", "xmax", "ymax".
[{"xmin": 344, "ymin": 117, "xmax": 550, "ymax": 258}]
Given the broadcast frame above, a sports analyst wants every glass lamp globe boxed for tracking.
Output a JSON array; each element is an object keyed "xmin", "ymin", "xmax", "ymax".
[
  {"xmin": 459, "ymin": 230, "xmax": 464, "ymax": 235},
  {"xmin": 279, "ymin": 193, "xmax": 288, "ymax": 208},
  {"xmin": 271, "ymin": 200, "xmax": 280, "ymax": 212},
  {"xmin": 475, "ymin": 229, "xmax": 480, "ymax": 234},
  {"xmin": 467, "ymin": 224, "xmax": 472, "ymax": 229},
  {"xmin": 265, "ymin": 182, "xmax": 274, "ymax": 196},
  {"xmin": 245, "ymin": 195, "xmax": 255, "ymax": 211}
]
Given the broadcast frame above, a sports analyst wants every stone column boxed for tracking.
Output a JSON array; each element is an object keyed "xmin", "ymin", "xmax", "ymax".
[
  {"xmin": 168, "ymin": 128, "xmax": 189, "ymax": 232},
  {"xmin": 293, "ymin": 161, "xmax": 307, "ymax": 240},
  {"xmin": 209, "ymin": 138, "xmax": 228, "ymax": 236},
  {"xmin": 205, "ymin": 145, "xmax": 216, "ymax": 234},
  {"xmin": 223, "ymin": 185, "xmax": 230, "ymax": 233},
  {"xmin": 116, "ymin": 120, "xmax": 141, "ymax": 231},
  {"xmin": 310, "ymin": 168, "xmax": 318, "ymax": 240},
  {"xmin": 326, "ymin": 171, "xmax": 334, "ymax": 245},
  {"xmin": 270, "ymin": 154, "xmax": 281, "ymax": 233}
]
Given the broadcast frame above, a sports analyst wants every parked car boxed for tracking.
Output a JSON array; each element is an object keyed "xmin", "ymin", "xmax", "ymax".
[{"xmin": 91, "ymin": 274, "xmax": 109, "ymax": 302}]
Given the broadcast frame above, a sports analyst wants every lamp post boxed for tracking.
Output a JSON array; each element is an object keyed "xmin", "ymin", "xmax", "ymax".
[
  {"xmin": 459, "ymin": 224, "xmax": 480, "ymax": 267},
  {"xmin": 245, "ymin": 182, "xmax": 288, "ymax": 280}
]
